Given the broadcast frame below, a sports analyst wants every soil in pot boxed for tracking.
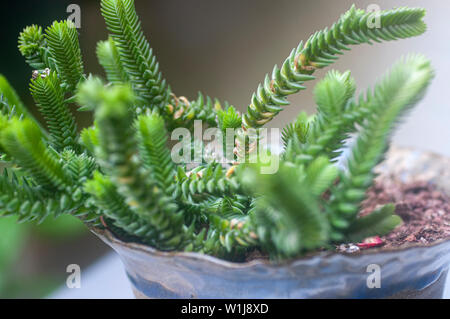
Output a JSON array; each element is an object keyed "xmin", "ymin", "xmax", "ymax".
[
  {"xmin": 361, "ymin": 179, "xmax": 450, "ymax": 248},
  {"xmin": 245, "ymin": 179, "xmax": 450, "ymax": 261}
]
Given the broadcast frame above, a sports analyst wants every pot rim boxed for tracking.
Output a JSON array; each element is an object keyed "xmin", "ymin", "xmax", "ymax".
[{"xmin": 92, "ymin": 226, "xmax": 450, "ymax": 269}]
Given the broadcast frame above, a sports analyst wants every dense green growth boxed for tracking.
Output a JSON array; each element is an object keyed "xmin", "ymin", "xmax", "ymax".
[{"xmin": 0, "ymin": 1, "xmax": 433, "ymax": 260}]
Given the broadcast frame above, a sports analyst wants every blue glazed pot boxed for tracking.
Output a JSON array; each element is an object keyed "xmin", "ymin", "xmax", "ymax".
[
  {"xmin": 94, "ymin": 229, "xmax": 450, "ymax": 298},
  {"xmin": 93, "ymin": 147, "xmax": 450, "ymax": 298}
]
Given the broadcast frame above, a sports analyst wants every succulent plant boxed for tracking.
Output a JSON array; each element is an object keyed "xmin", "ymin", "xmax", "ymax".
[{"xmin": 0, "ymin": 0, "xmax": 433, "ymax": 260}]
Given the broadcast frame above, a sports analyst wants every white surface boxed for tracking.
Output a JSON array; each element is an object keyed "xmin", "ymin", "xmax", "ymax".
[
  {"xmin": 49, "ymin": 252, "xmax": 134, "ymax": 299},
  {"xmin": 49, "ymin": 252, "xmax": 450, "ymax": 299}
]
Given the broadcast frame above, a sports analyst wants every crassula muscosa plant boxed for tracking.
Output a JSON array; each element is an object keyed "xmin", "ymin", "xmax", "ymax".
[{"xmin": 0, "ymin": 1, "xmax": 433, "ymax": 260}]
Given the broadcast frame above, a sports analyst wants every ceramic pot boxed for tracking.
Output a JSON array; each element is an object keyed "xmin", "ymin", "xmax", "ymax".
[{"xmin": 93, "ymin": 146, "xmax": 450, "ymax": 298}]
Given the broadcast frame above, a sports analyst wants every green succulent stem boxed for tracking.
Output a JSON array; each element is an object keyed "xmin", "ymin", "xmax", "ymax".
[
  {"xmin": 327, "ymin": 55, "xmax": 433, "ymax": 241},
  {"xmin": 242, "ymin": 6, "xmax": 426, "ymax": 129},
  {"xmin": 45, "ymin": 20, "xmax": 84, "ymax": 91},
  {"xmin": 101, "ymin": 0, "xmax": 170, "ymax": 110},
  {"xmin": 30, "ymin": 71, "xmax": 78, "ymax": 151}
]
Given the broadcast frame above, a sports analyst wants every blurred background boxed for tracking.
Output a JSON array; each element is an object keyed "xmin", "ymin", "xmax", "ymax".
[{"xmin": 0, "ymin": 0, "xmax": 449, "ymax": 298}]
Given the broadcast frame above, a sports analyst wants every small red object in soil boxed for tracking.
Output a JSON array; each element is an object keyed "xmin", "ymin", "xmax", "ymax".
[
  {"xmin": 100, "ymin": 215, "xmax": 108, "ymax": 228},
  {"xmin": 357, "ymin": 236, "xmax": 384, "ymax": 249}
]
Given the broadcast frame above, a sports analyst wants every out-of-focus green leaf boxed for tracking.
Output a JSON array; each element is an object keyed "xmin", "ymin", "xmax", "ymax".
[{"xmin": 35, "ymin": 214, "xmax": 86, "ymax": 239}]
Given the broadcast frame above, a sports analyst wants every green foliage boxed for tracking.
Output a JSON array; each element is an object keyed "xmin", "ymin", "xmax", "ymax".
[
  {"xmin": 100, "ymin": 0, "xmax": 170, "ymax": 109},
  {"xmin": 45, "ymin": 20, "xmax": 84, "ymax": 91},
  {"xmin": 136, "ymin": 113, "xmax": 175, "ymax": 192},
  {"xmin": 217, "ymin": 105, "xmax": 242, "ymax": 132},
  {"xmin": 164, "ymin": 92, "xmax": 219, "ymax": 131},
  {"xmin": 76, "ymin": 76, "xmax": 106, "ymax": 112},
  {"xmin": 175, "ymin": 163, "xmax": 241, "ymax": 207},
  {"xmin": 344, "ymin": 204, "xmax": 402, "ymax": 243},
  {"xmin": 80, "ymin": 124, "xmax": 99, "ymax": 155},
  {"xmin": 18, "ymin": 25, "xmax": 54, "ymax": 71},
  {"xmin": 30, "ymin": 71, "xmax": 78, "ymax": 151},
  {"xmin": 326, "ymin": 55, "xmax": 433, "ymax": 241},
  {"xmin": 0, "ymin": 117, "xmax": 70, "ymax": 190},
  {"xmin": 284, "ymin": 70, "xmax": 360, "ymax": 164},
  {"xmin": 92, "ymin": 84, "xmax": 192, "ymax": 250},
  {"xmin": 240, "ymin": 163, "xmax": 329, "ymax": 258},
  {"xmin": 0, "ymin": 75, "xmax": 33, "ymax": 120},
  {"xmin": 0, "ymin": 168, "xmax": 83, "ymax": 224},
  {"xmin": 84, "ymin": 171, "xmax": 157, "ymax": 245},
  {"xmin": 0, "ymin": 3, "xmax": 434, "ymax": 260},
  {"xmin": 281, "ymin": 112, "xmax": 310, "ymax": 147},
  {"xmin": 242, "ymin": 5, "xmax": 426, "ymax": 129},
  {"xmin": 96, "ymin": 37, "xmax": 129, "ymax": 85}
]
